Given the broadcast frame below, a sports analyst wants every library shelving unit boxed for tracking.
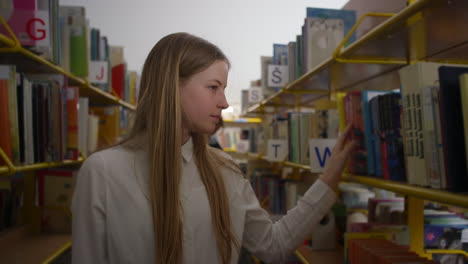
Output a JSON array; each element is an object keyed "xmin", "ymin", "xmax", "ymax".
[
  {"xmin": 222, "ymin": 117, "xmax": 262, "ymax": 153},
  {"xmin": 0, "ymin": 16, "xmax": 136, "ymax": 263},
  {"xmin": 241, "ymin": 0, "xmax": 468, "ymax": 262}
]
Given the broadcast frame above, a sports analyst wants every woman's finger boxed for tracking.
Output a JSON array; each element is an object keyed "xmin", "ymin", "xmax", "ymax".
[{"xmin": 336, "ymin": 124, "xmax": 352, "ymax": 151}]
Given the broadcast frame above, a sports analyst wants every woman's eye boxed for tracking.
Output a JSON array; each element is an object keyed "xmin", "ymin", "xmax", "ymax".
[{"xmin": 209, "ymin": 86, "xmax": 217, "ymax": 90}]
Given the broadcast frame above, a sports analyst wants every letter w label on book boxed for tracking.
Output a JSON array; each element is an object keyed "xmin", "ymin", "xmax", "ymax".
[{"xmin": 309, "ymin": 139, "xmax": 336, "ymax": 173}]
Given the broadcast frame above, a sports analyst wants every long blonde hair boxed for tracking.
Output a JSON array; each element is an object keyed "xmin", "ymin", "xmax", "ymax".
[{"xmin": 121, "ymin": 33, "xmax": 240, "ymax": 264}]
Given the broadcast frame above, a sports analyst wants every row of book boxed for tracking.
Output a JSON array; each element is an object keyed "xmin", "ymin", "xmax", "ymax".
[
  {"xmin": 341, "ymin": 184, "xmax": 468, "ymax": 263},
  {"xmin": 37, "ymin": 168, "xmax": 77, "ymax": 233},
  {"xmin": 249, "ymin": 168, "xmax": 305, "ymax": 215},
  {"xmin": 216, "ymin": 127, "xmax": 258, "ymax": 153},
  {"xmin": 258, "ymin": 8, "xmax": 356, "ymax": 100},
  {"xmin": 0, "ymin": 168, "xmax": 77, "ymax": 233},
  {"xmin": 0, "ymin": 65, "xmax": 131, "ymax": 166},
  {"xmin": 346, "ymin": 62, "xmax": 468, "ymax": 191},
  {"xmin": 239, "ymin": 62, "xmax": 468, "ymax": 192},
  {"xmin": 0, "ymin": 1, "xmax": 140, "ymax": 103}
]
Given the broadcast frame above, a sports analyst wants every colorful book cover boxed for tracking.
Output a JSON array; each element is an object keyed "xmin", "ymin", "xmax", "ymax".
[
  {"xmin": 362, "ymin": 91, "xmax": 390, "ymax": 176},
  {"xmin": 383, "ymin": 93, "xmax": 405, "ymax": 182},
  {"xmin": 3, "ymin": 66, "xmax": 20, "ymax": 165},
  {"xmin": 370, "ymin": 96, "xmax": 382, "ymax": 177},
  {"xmin": 0, "ymin": 79, "xmax": 12, "ymax": 166},
  {"xmin": 0, "ymin": 0, "xmax": 51, "ymax": 50},
  {"xmin": 111, "ymin": 63, "xmax": 125, "ymax": 99},
  {"xmin": 273, "ymin": 43, "xmax": 288, "ymax": 65},
  {"xmin": 89, "ymin": 106, "xmax": 121, "ymax": 148},
  {"xmin": 37, "ymin": 169, "xmax": 75, "ymax": 233},
  {"xmin": 65, "ymin": 86, "xmax": 79, "ymax": 160},
  {"xmin": 344, "ymin": 91, "xmax": 366, "ymax": 175},
  {"xmin": 306, "ymin": 7, "xmax": 357, "ymax": 45},
  {"xmin": 61, "ymin": 6, "xmax": 88, "ymax": 77},
  {"xmin": 304, "ymin": 17, "xmax": 344, "ymax": 72}
]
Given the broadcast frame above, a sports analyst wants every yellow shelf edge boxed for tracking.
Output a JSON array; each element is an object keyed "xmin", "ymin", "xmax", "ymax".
[
  {"xmin": 0, "ymin": 166, "xmax": 9, "ymax": 174},
  {"xmin": 0, "ymin": 32, "xmax": 136, "ymax": 111},
  {"xmin": 342, "ymin": 174, "xmax": 468, "ymax": 208},
  {"xmin": 244, "ymin": 0, "xmax": 468, "ymax": 116},
  {"xmin": 240, "ymin": 152, "xmax": 468, "ymax": 208},
  {"xmin": 41, "ymin": 241, "xmax": 72, "ymax": 264},
  {"xmin": 294, "ymin": 250, "xmax": 310, "ymax": 264},
  {"xmin": 0, "ymin": 158, "xmax": 84, "ymax": 176}
]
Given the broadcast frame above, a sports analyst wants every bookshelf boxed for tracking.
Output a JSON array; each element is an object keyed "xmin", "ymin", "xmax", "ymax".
[
  {"xmin": 0, "ymin": 20, "xmax": 136, "ymax": 111},
  {"xmin": 243, "ymin": 151, "xmax": 468, "ymax": 208},
  {"xmin": 0, "ymin": 5, "xmax": 137, "ymax": 263},
  {"xmin": 241, "ymin": 0, "xmax": 468, "ymax": 262},
  {"xmin": 244, "ymin": 0, "xmax": 468, "ymax": 115}
]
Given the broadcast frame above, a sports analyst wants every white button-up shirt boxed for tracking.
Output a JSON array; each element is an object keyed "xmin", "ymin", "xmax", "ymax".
[{"xmin": 72, "ymin": 138, "xmax": 336, "ymax": 264}]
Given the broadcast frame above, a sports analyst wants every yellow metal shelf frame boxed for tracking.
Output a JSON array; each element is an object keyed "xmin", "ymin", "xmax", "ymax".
[
  {"xmin": 246, "ymin": 0, "xmax": 468, "ymax": 115},
  {"xmin": 242, "ymin": 151, "xmax": 468, "ymax": 209},
  {"xmin": 0, "ymin": 147, "xmax": 84, "ymax": 176},
  {"xmin": 342, "ymin": 175, "xmax": 468, "ymax": 209},
  {"xmin": 0, "ymin": 17, "xmax": 136, "ymax": 111}
]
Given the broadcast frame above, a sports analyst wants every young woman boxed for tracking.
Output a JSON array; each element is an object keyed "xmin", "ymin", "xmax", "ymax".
[{"xmin": 72, "ymin": 32, "xmax": 355, "ymax": 264}]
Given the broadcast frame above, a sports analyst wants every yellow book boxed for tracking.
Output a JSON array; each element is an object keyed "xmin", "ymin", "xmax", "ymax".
[
  {"xmin": 336, "ymin": 92, "xmax": 347, "ymax": 133},
  {"xmin": 460, "ymin": 74, "xmax": 468, "ymax": 169},
  {"xmin": 89, "ymin": 106, "xmax": 121, "ymax": 148},
  {"xmin": 129, "ymin": 71, "xmax": 137, "ymax": 105}
]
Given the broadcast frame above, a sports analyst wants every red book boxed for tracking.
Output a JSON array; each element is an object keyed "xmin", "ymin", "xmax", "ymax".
[
  {"xmin": 66, "ymin": 86, "xmax": 79, "ymax": 160},
  {"xmin": 0, "ymin": 80, "xmax": 12, "ymax": 166},
  {"xmin": 112, "ymin": 63, "xmax": 125, "ymax": 99}
]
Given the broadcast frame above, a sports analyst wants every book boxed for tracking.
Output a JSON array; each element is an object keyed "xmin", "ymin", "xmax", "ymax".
[
  {"xmin": 65, "ymin": 86, "xmax": 79, "ymax": 160},
  {"xmin": 0, "ymin": 0, "xmax": 53, "ymax": 59},
  {"xmin": 0, "ymin": 76, "xmax": 11, "ymax": 166},
  {"xmin": 306, "ymin": 7, "xmax": 356, "ymax": 45},
  {"xmin": 37, "ymin": 169, "xmax": 76, "ymax": 233},
  {"xmin": 304, "ymin": 17, "xmax": 344, "ymax": 72},
  {"xmin": 460, "ymin": 74, "xmax": 468, "ymax": 177},
  {"xmin": 78, "ymin": 97, "xmax": 89, "ymax": 156},
  {"xmin": 61, "ymin": 6, "xmax": 88, "ymax": 77},
  {"xmin": 398, "ymin": 62, "xmax": 443, "ymax": 187},
  {"xmin": 362, "ymin": 91, "xmax": 391, "ymax": 176},
  {"xmin": 438, "ymin": 66, "xmax": 468, "ymax": 192},
  {"xmin": 344, "ymin": 91, "xmax": 367, "ymax": 175}
]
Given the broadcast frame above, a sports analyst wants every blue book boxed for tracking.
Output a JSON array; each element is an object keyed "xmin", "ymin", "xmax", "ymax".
[
  {"xmin": 306, "ymin": 7, "xmax": 357, "ymax": 45},
  {"xmin": 362, "ymin": 91, "xmax": 391, "ymax": 176},
  {"xmin": 273, "ymin": 44, "xmax": 289, "ymax": 65},
  {"xmin": 370, "ymin": 96, "xmax": 382, "ymax": 177}
]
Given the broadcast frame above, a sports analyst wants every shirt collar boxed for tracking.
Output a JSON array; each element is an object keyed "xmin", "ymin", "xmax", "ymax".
[{"xmin": 181, "ymin": 137, "xmax": 194, "ymax": 162}]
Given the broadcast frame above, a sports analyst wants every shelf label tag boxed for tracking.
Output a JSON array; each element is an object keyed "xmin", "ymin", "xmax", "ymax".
[
  {"xmin": 267, "ymin": 139, "xmax": 288, "ymax": 162},
  {"xmin": 236, "ymin": 140, "xmax": 249, "ymax": 153},
  {"xmin": 268, "ymin": 65, "xmax": 288, "ymax": 87},
  {"xmin": 88, "ymin": 61, "xmax": 108, "ymax": 83},
  {"xmin": 309, "ymin": 139, "xmax": 336, "ymax": 173},
  {"xmin": 249, "ymin": 87, "xmax": 263, "ymax": 103}
]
